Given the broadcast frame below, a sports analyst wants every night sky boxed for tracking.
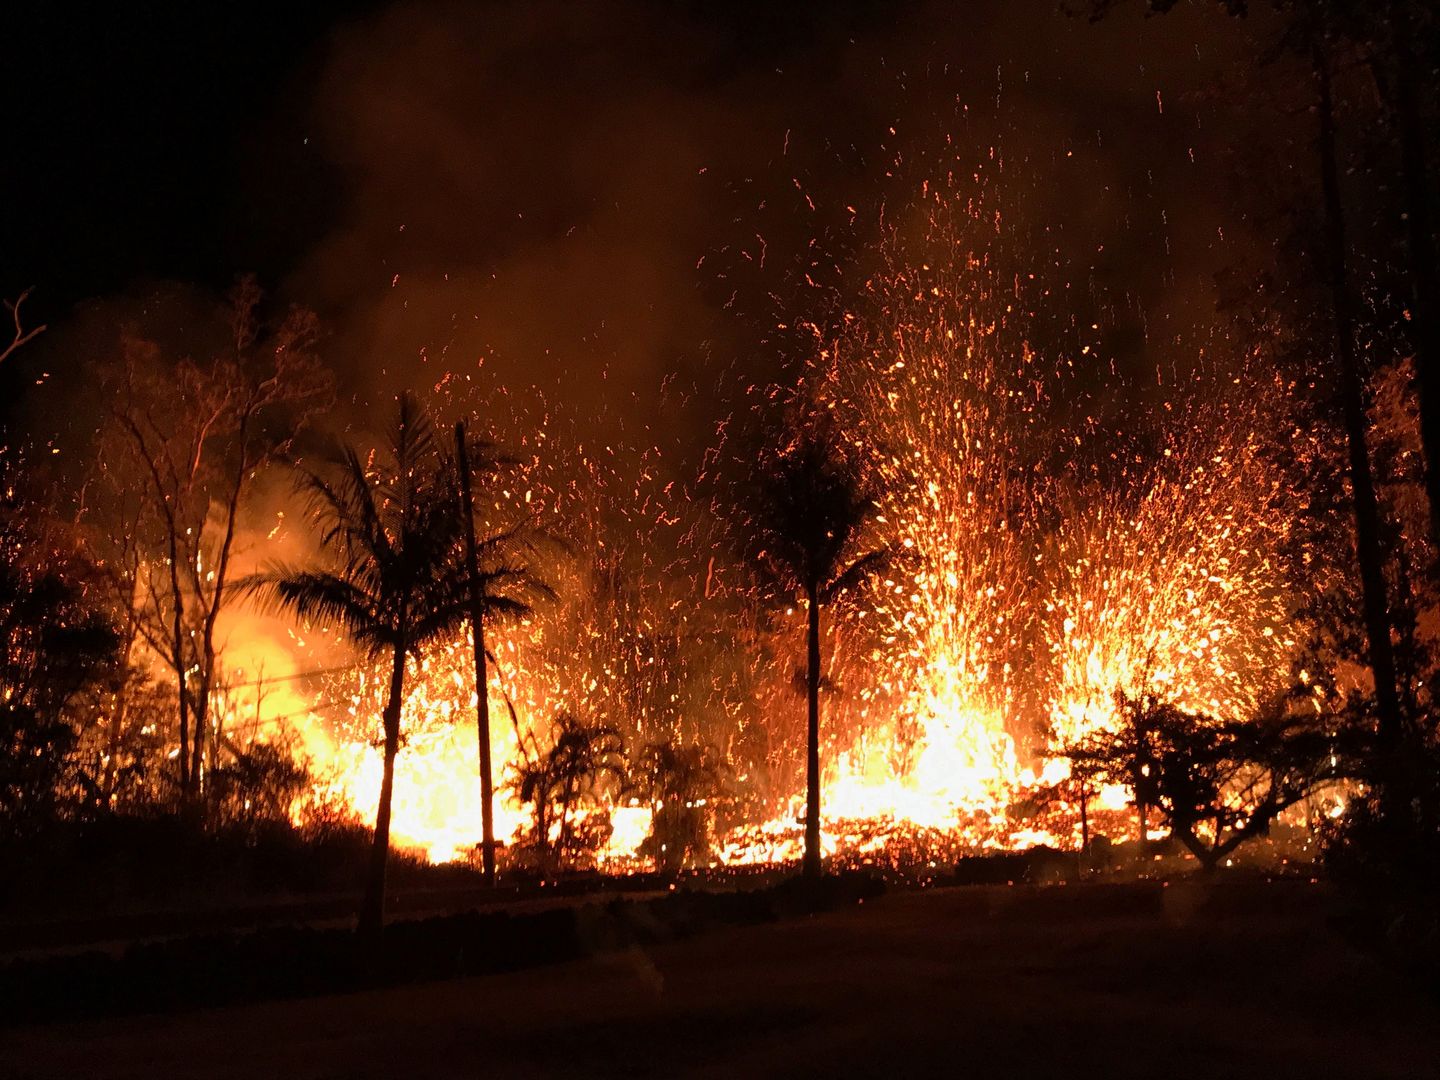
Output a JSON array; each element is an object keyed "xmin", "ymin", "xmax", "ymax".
[
  {"xmin": 3, "ymin": 2, "xmax": 907, "ymax": 304},
  {"xmin": 5, "ymin": 1, "xmax": 383, "ymax": 302},
  {"xmin": 4, "ymin": 1, "xmax": 1285, "ymax": 448}
]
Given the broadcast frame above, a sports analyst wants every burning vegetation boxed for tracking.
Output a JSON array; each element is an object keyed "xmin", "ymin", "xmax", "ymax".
[{"xmin": 0, "ymin": 191, "xmax": 1369, "ymax": 892}]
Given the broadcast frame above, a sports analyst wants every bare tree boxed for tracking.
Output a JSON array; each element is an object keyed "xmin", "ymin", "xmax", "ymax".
[{"xmin": 102, "ymin": 280, "xmax": 330, "ymax": 806}]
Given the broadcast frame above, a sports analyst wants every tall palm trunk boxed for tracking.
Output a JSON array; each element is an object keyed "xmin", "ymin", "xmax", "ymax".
[
  {"xmin": 471, "ymin": 607, "xmax": 495, "ymax": 882},
  {"xmin": 1314, "ymin": 37, "xmax": 1405, "ymax": 768},
  {"xmin": 803, "ymin": 585, "xmax": 822, "ymax": 880},
  {"xmin": 360, "ymin": 641, "xmax": 407, "ymax": 937},
  {"xmin": 455, "ymin": 422, "xmax": 497, "ymax": 886}
]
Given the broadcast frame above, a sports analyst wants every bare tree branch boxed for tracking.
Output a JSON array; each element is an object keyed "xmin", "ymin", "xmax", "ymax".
[{"xmin": 0, "ymin": 288, "xmax": 46, "ymax": 366}]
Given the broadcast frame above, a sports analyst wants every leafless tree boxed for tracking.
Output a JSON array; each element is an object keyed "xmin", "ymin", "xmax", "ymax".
[{"xmin": 100, "ymin": 279, "xmax": 331, "ymax": 806}]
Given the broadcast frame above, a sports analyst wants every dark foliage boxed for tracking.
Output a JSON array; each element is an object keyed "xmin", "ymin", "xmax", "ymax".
[
  {"xmin": 743, "ymin": 415, "xmax": 887, "ymax": 610},
  {"xmin": 0, "ymin": 477, "xmax": 122, "ymax": 833},
  {"xmin": 635, "ymin": 740, "xmax": 729, "ymax": 875},
  {"xmin": 1066, "ymin": 692, "xmax": 1343, "ymax": 871},
  {"xmin": 1325, "ymin": 732, "xmax": 1440, "ymax": 985},
  {"xmin": 952, "ymin": 845, "xmax": 1082, "ymax": 886},
  {"xmin": 0, "ymin": 811, "xmax": 446, "ymax": 922},
  {"xmin": 206, "ymin": 742, "xmax": 312, "ymax": 832},
  {"xmin": 255, "ymin": 394, "xmax": 471, "ymax": 663},
  {"xmin": 0, "ymin": 705, "xmax": 77, "ymax": 834}
]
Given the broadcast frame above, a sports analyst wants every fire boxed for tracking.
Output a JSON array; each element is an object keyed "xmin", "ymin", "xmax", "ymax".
[
  {"xmin": 268, "ymin": 169, "xmax": 1305, "ymax": 871},
  {"xmin": 1044, "ymin": 398, "xmax": 1299, "ymax": 749},
  {"xmin": 297, "ymin": 621, "xmax": 650, "ymax": 865}
]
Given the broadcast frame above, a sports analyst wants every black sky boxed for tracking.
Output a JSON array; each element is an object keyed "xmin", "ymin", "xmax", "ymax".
[{"xmin": 2, "ymin": 1, "xmax": 903, "ymax": 309}]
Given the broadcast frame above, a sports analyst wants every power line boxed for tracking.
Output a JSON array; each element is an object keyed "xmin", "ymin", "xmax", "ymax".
[{"xmin": 222, "ymin": 664, "xmax": 358, "ymax": 690}]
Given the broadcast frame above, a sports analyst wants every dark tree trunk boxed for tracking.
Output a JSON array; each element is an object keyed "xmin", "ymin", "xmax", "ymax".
[
  {"xmin": 360, "ymin": 643, "xmax": 407, "ymax": 938},
  {"xmin": 1133, "ymin": 717, "xmax": 1149, "ymax": 862},
  {"xmin": 191, "ymin": 667, "xmax": 209, "ymax": 800},
  {"xmin": 1387, "ymin": 0, "xmax": 1440, "ymax": 554},
  {"xmin": 192, "ymin": 416, "xmax": 252, "ymax": 805},
  {"xmin": 559, "ymin": 777, "xmax": 575, "ymax": 866},
  {"xmin": 104, "ymin": 576, "xmax": 142, "ymax": 805},
  {"xmin": 803, "ymin": 585, "xmax": 822, "ymax": 880},
  {"xmin": 1313, "ymin": 37, "xmax": 1405, "ymax": 768},
  {"xmin": 455, "ymin": 422, "xmax": 496, "ymax": 887},
  {"xmin": 104, "ymin": 690, "xmax": 127, "ymax": 804},
  {"xmin": 536, "ymin": 795, "xmax": 550, "ymax": 864},
  {"xmin": 167, "ymin": 529, "xmax": 191, "ymax": 802}
]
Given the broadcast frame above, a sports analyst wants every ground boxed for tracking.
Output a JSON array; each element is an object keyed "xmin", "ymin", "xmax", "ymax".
[{"xmin": 3, "ymin": 882, "xmax": 1437, "ymax": 1079}]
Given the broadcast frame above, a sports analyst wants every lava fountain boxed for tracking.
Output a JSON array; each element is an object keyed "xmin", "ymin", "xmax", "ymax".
[{"xmin": 288, "ymin": 171, "xmax": 1304, "ymax": 868}]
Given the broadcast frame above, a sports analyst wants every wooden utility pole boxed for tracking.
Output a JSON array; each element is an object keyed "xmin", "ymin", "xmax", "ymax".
[{"xmin": 455, "ymin": 421, "xmax": 497, "ymax": 887}]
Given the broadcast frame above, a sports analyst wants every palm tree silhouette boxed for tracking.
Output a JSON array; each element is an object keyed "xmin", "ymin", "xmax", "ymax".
[
  {"xmin": 512, "ymin": 713, "xmax": 627, "ymax": 870},
  {"xmin": 746, "ymin": 415, "xmax": 888, "ymax": 879},
  {"xmin": 251, "ymin": 394, "xmax": 469, "ymax": 935}
]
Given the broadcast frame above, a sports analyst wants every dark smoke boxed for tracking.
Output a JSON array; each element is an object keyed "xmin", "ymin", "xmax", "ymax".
[{"xmin": 14, "ymin": 0, "xmax": 1288, "ymax": 463}]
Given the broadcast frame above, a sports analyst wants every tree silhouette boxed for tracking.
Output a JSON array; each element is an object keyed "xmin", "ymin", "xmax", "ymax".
[
  {"xmin": 249, "ymin": 394, "xmax": 469, "ymax": 935},
  {"xmin": 744, "ymin": 416, "xmax": 889, "ymax": 879},
  {"xmin": 512, "ymin": 713, "xmax": 627, "ymax": 871},
  {"xmin": 0, "ymin": 463, "xmax": 120, "ymax": 832},
  {"xmin": 1065, "ymin": 692, "xmax": 1343, "ymax": 872},
  {"xmin": 635, "ymin": 740, "xmax": 728, "ymax": 875},
  {"xmin": 103, "ymin": 281, "xmax": 329, "ymax": 806}
]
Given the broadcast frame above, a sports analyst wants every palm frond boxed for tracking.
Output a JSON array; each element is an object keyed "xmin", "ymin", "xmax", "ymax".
[
  {"xmin": 822, "ymin": 546, "xmax": 894, "ymax": 605},
  {"xmin": 257, "ymin": 568, "xmax": 393, "ymax": 654},
  {"xmin": 745, "ymin": 412, "xmax": 880, "ymax": 601}
]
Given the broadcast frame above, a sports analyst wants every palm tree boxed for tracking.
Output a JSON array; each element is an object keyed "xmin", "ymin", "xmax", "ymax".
[
  {"xmin": 512, "ymin": 713, "xmax": 627, "ymax": 870},
  {"xmin": 745, "ymin": 416, "xmax": 888, "ymax": 880},
  {"xmin": 251, "ymin": 394, "xmax": 469, "ymax": 935}
]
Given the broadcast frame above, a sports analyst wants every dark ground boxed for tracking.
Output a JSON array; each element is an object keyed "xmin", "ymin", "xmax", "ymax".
[{"xmin": 2, "ymin": 882, "xmax": 1436, "ymax": 1079}]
